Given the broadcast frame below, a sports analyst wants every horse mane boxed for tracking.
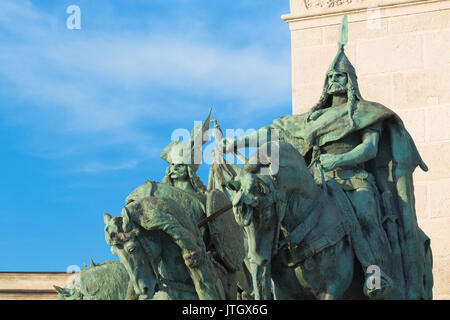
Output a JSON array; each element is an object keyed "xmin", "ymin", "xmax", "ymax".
[
  {"xmin": 286, "ymin": 189, "xmax": 306, "ymax": 219},
  {"xmin": 242, "ymin": 148, "xmax": 271, "ymax": 174},
  {"xmin": 123, "ymin": 197, "xmax": 206, "ymax": 265},
  {"xmin": 79, "ymin": 260, "xmax": 129, "ymax": 299},
  {"xmin": 105, "ymin": 216, "xmax": 140, "ymax": 246},
  {"xmin": 122, "ymin": 197, "xmax": 225, "ymax": 300}
]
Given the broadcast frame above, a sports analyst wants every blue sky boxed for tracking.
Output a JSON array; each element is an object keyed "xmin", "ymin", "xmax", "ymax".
[{"xmin": 0, "ymin": 0, "xmax": 292, "ymax": 271}]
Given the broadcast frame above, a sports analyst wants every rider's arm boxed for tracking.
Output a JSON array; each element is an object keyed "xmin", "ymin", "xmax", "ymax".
[
  {"xmin": 319, "ymin": 122, "xmax": 382, "ymax": 170},
  {"xmin": 222, "ymin": 125, "xmax": 274, "ymax": 152},
  {"xmin": 336, "ymin": 129, "xmax": 380, "ymax": 167}
]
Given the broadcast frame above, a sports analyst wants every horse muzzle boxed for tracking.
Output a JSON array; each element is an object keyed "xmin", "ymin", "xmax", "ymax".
[{"xmin": 135, "ymin": 279, "xmax": 156, "ymax": 300}]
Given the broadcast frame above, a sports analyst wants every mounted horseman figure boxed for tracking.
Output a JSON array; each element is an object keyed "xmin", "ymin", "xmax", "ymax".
[
  {"xmin": 221, "ymin": 15, "xmax": 433, "ymax": 299},
  {"xmin": 159, "ymin": 109, "xmax": 247, "ymax": 298},
  {"xmin": 105, "ymin": 109, "xmax": 247, "ymax": 300}
]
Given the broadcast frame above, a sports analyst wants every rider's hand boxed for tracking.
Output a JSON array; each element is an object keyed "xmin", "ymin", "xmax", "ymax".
[
  {"xmin": 319, "ymin": 154, "xmax": 341, "ymax": 171},
  {"xmin": 219, "ymin": 137, "xmax": 237, "ymax": 154}
]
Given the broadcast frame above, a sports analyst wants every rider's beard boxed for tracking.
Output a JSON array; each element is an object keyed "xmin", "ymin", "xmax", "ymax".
[
  {"xmin": 327, "ymin": 82, "xmax": 347, "ymax": 95},
  {"xmin": 170, "ymin": 171, "xmax": 181, "ymax": 179},
  {"xmin": 169, "ymin": 168, "xmax": 187, "ymax": 180}
]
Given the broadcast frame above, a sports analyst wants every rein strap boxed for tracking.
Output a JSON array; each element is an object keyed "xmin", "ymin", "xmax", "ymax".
[{"xmin": 277, "ymin": 194, "xmax": 324, "ymax": 250}]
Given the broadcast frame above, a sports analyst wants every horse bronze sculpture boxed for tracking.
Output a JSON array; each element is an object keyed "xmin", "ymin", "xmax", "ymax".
[
  {"xmin": 104, "ymin": 196, "xmax": 234, "ymax": 300},
  {"xmin": 54, "ymin": 260, "xmax": 129, "ymax": 300},
  {"xmin": 227, "ymin": 141, "xmax": 399, "ymax": 300}
]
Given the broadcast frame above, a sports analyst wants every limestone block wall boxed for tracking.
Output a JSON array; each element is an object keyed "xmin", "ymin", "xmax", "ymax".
[{"xmin": 282, "ymin": 0, "xmax": 450, "ymax": 299}]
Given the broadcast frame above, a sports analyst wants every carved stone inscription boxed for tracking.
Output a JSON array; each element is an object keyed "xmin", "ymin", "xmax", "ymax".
[{"xmin": 304, "ymin": 0, "xmax": 353, "ymax": 9}]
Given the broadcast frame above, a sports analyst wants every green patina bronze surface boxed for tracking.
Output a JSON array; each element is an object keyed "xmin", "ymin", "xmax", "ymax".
[
  {"xmin": 220, "ymin": 15, "xmax": 432, "ymax": 300},
  {"xmin": 103, "ymin": 112, "xmax": 247, "ymax": 300},
  {"xmin": 60, "ymin": 15, "xmax": 432, "ymax": 300},
  {"xmin": 55, "ymin": 260, "xmax": 129, "ymax": 300},
  {"xmin": 104, "ymin": 196, "xmax": 228, "ymax": 300}
]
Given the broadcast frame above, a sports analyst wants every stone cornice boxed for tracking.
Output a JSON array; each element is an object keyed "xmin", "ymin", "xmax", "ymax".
[{"xmin": 282, "ymin": 0, "xmax": 450, "ymax": 29}]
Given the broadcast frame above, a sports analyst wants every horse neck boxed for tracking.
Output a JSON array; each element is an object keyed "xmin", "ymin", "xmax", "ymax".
[{"xmin": 276, "ymin": 153, "xmax": 322, "ymax": 232}]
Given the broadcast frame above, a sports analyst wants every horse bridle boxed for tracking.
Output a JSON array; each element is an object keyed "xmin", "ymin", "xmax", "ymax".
[
  {"xmin": 251, "ymin": 174, "xmax": 285, "ymax": 260},
  {"xmin": 276, "ymin": 193, "xmax": 323, "ymax": 253}
]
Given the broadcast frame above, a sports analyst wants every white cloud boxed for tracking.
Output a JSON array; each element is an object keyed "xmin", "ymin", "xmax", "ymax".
[{"xmin": 0, "ymin": 0, "xmax": 291, "ymax": 168}]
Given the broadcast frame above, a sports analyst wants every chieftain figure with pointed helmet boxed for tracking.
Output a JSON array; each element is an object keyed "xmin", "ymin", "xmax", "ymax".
[
  {"xmin": 160, "ymin": 109, "xmax": 212, "ymax": 196},
  {"xmin": 221, "ymin": 16, "xmax": 433, "ymax": 299},
  {"xmin": 308, "ymin": 16, "xmax": 361, "ymax": 128}
]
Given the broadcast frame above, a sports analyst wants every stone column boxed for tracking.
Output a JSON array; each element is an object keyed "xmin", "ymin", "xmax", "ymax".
[{"xmin": 282, "ymin": 0, "xmax": 450, "ymax": 299}]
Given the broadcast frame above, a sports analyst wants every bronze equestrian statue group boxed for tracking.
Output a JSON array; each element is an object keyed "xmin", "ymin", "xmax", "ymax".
[{"xmin": 58, "ymin": 16, "xmax": 433, "ymax": 300}]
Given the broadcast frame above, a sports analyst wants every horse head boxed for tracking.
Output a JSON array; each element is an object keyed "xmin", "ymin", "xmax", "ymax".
[
  {"xmin": 54, "ymin": 285, "xmax": 83, "ymax": 300},
  {"xmin": 227, "ymin": 141, "xmax": 318, "ymax": 299},
  {"xmin": 104, "ymin": 207, "xmax": 162, "ymax": 300},
  {"xmin": 227, "ymin": 143, "xmax": 285, "ymax": 300},
  {"xmin": 230, "ymin": 166, "xmax": 280, "ymax": 256}
]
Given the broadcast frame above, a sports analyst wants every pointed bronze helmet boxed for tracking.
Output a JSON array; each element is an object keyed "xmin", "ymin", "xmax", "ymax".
[
  {"xmin": 160, "ymin": 108, "xmax": 212, "ymax": 172},
  {"xmin": 327, "ymin": 46, "xmax": 362, "ymax": 100},
  {"xmin": 159, "ymin": 109, "xmax": 212, "ymax": 193},
  {"xmin": 312, "ymin": 15, "xmax": 362, "ymax": 125}
]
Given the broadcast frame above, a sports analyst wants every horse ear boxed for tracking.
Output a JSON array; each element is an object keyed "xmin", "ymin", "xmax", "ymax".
[
  {"xmin": 89, "ymin": 257, "xmax": 97, "ymax": 267},
  {"xmin": 54, "ymin": 286, "xmax": 66, "ymax": 295},
  {"xmin": 104, "ymin": 213, "xmax": 112, "ymax": 225},
  {"xmin": 122, "ymin": 206, "xmax": 134, "ymax": 232}
]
